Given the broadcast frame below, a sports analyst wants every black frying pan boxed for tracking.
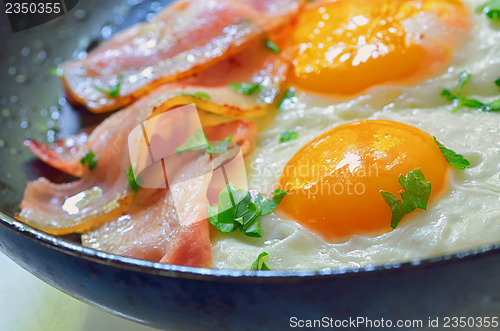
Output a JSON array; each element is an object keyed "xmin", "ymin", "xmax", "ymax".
[{"xmin": 1, "ymin": 1, "xmax": 500, "ymax": 330}]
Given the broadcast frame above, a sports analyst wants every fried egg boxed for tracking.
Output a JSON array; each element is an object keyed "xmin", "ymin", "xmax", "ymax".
[
  {"xmin": 290, "ymin": 0, "xmax": 469, "ymax": 96},
  {"xmin": 278, "ymin": 119, "xmax": 450, "ymax": 241},
  {"xmin": 211, "ymin": 0, "xmax": 500, "ymax": 270}
]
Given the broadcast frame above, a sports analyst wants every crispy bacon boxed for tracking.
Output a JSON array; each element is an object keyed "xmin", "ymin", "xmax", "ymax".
[
  {"xmin": 19, "ymin": 86, "xmax": 257, "ymax": 235},
  {"xmin": 81, "ymin": 140, "xmax": 250, "ymax": 267},
  {"xmin": 18, "ymin": 90, "xmax": 159, "ymax": 235},
  {"xmin": 25, "ymin": 42, "xmax": 283, "ymax": 178},
  {"xmin": 24, "ymin": 128, "xmax": 91, "ymax": 177},
  {"xmin": 62, "ymin": 0, "xmax": 302, "ymax": 113},
  {"xmin": 82, "ymin": 154, "xmax": 216, "ymax": 267},
  {"xmin": 24, "ymin": 90, "xmax": 259, "ymax": 179}
]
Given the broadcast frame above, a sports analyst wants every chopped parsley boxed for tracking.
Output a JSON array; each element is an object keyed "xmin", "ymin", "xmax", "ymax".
[
  {"xmin": 48, "ymin": 67, "xmax": 63, "ymax": 77},
  {"xmin": 80, "ymin": 150, "xmax": 98, "ymax": 170},
  {"xmin": 380, "ymin": 169, "xmax": 431, "ymax": 229},
  {"xmin": 208, "ymin": 134, "xmax": 233, "ymax": 155},
  {"xmin": 250, "ymin": 251, "xmax": 270, "ymax": 270},
  {"xmin": 230, "ymin": 82, "xmax": 262, "ymax": 96},
  {"xmin": 175, "ymin": 130, "xmax": 233, "ymax": 156},
  {"xmin": 434, "ymin": 138, "xmax": 470, "ymax": 170},
  {"xmin": 208, "ymin": 183, "xmax": 287, "ymax": 238},
  {"xmin": 179, "ymin": 91, "xmax": 211, "ymax": 100},
  {"xmin": 476, "ymin": 0, "xmax": 500, "ymax": 21},
  {"xmin": 255, "ymin": 189, "xmax": 288, "ymax": 216},
  {"xmin": 265, "ymin": 39, "xmax": 281, "ymax": 53},
  {"xmin": 441, "ymin": 71, "xmax": 500, "ymax": 112},
  {"xmin": 127, "ymin": 165, "xmax": 140, "ymax": 193},
  {"xmin": 94, "ymin": 75, "xmax": 123, "ymax": 98},
  {"xmin": 278, "ymin": 87, "xmax": 296, "ymax": 109},
  {"xmin": 279, "ymin": 130, "xmax": 299, "ymax": 143}
]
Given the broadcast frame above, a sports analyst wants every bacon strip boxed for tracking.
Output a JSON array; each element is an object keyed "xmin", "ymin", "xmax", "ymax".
[
  {"xmin": 82, "ymin": 154, "xmax": 215, "ymax": 267},
  {"xmin": 25, "ymin": 42, "xmax": 287, "ymax": 177},
  {"xmin": 18, "ymin": 91, "xmax": 158, "ymax": 235},
  {"xmin": 19, "ymin": 83, "xmax": 257, "ymax": 233},
  {"xmin": 24, "ymin": 128, "xmax": 91, "ymax": 177},
  {"xmin": 82, "ymin": 156, "xmax": 215, "ymax": 267},
  {"xmin": 81, "ymin": 136, "xmax": 253, "ymax": 268},
  {"xmin": 62, "ymin": 0, "xmax": 302, "ymax": 113}
]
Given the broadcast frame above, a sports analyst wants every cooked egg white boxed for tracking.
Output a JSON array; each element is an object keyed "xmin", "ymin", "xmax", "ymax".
[{"xmin": 211, "ymin": 0, "xmax": 500, "ymax": 270}]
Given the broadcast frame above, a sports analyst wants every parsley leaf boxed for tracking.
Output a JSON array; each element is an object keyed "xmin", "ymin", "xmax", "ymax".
[
  {"xmin": 477, "ymin": 0, "xmax": 500, "ymax": 21},
  {"xmin": 94, "ymin": 75, "xmax": 123, "ymax": 98},
  {"xmin": 175, "ymin": 129, "xmax": 209, "ymax": 156},
  {"xmin": 208, "ymin": 134, "xmax": 233, "ymax": 155},
  {"xmin": 175, "ymin": 130, "xmax": 233, "ymax": 156},
  {"xmin": 278, "ymin": 87, "xmax": 296, "ymax": 109},
  {"xmin": 441, "ymin": 71, "xmax": 484, "ymax": 112},
  {"xmin": 380, "ymin": 169, "xmax": 431, "ymax": 229},
  {"xmin": 80, "ymin": 150, "xmax": 98, "ymax": 170},
  {"xmin": 487, "ymin": 98, "xmax": 500, "ymax": 111},
  {"xmin": 279, "ymin": 130, "xmax": 299, "ymax": 143},
  {"xmin": 255, "ymin": 189, "xmax": 288, "ymax": 216},
  {"xmin": 230, "ymin": 82, "xmax": 261, "ymax": 95},
  {"xmin": 208, "ymin": 183, "xmax": 288, "ymax": 238},
  {"xmin": 208, "ymin": 183, "xmax": 261, "ymax": 237},
  {"xmin": 441, "ymin": 71, "xmax": 500, "ymax": 112},
  {"xmin": 433, "ymin": 138, "xmax": 470, "ymax": 170},
  {"xmin": 48, "ymin": 67, "xmax": 63, "ymax": 77},
  {"xmin": 127, "ymin": 165, "xmax": 140, "ymax": 193},
  {"xmin": 250, "ymin": 251, "xmax": 271, "ymax": 270},
  {"xmin": 265, "ymin": 39, "xmax": 281, "ymax": 53},
  {"xmin": 179, "ymin": 91, "xmax": 211, "ymax": 100}
]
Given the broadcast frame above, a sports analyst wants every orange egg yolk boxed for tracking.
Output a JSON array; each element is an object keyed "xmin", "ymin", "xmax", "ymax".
[
  {"xmin": 290, "ymin": 0, "xmax": 469, "ymax": 96},
  {"xmin": 278, "ymin": 120, "xmax": 450, "ymax": 241}
]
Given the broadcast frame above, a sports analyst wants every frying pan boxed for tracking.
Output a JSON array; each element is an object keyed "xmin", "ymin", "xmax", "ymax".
[{"xmin": 1, "ymin": 1, "xmax": 500, "ymax": 329}]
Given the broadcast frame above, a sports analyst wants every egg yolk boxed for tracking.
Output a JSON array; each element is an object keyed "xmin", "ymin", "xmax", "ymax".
[
  {"xmin": 278, "ymin": 120, "xmax": 450, "ymax": 241},
  {"xmin": 291, "ymin": 0, "xmax": 469, "ymax": 96}
]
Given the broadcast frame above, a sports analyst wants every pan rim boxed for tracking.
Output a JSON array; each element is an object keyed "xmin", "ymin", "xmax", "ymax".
[{"xmin": 1, "ymin": 210, "xmax": 499, "ymax": 283}]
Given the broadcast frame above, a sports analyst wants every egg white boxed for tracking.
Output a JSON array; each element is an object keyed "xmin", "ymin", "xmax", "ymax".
[{"xmin": 211, "ymin": 0, "xmax": 500, "ymax": 270}]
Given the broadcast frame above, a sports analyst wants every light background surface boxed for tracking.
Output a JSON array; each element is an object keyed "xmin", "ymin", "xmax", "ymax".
[{"xmin": 0, "ymin": 252, "xmax": 160, "ymax": 331}]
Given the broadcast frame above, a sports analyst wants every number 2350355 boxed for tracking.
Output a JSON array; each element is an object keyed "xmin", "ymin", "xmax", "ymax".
[
  {"xmin": 443, "ymin": 316, "xmax": 498, "ymax": 328},
  {"xmin": 5, "ymin": 2, "xmax": 62, "ymax": 14}
]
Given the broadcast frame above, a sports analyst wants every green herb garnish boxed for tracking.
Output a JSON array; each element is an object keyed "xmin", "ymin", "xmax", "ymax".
[
  {"xmin": 433, "ymin": 138, "xmax": 470, "ymax": 170},
  {"xmin": 179, "ymin": 91, "xmax": 211, "ymax": 100},
  {"xmin": 380, "ymin": 169, "xmax": 431, "ymax": 229},
  {"xmin": 230, "ymin": 82, "xmax": 262, "ymax": 95},
  {"xmin": 209, "ymin": 134, "xmax": 233, "ymax": 154},
  {"xmin": 255, "ymin": 189, "xmax": 288, "ymax": 216},
  {"xmin": 477, "ymin": 0, "xmax": 500, "ymax": 21},
  {"xmin": 278, "ymin": 87, "xmax": 296, "ymax": 109},
  {"xmin": 441, "ymin": 71, "xmax": 500, "ymax": 112},
  {"xmin": 94, "ymin": 75, "xmax": 123, "ymax": 98},
  {"xmin": 208, "ymin": 183, "xmax": 288, "ymax": 238},
  {"xmin": 250, "ymin": 251, "xmax": 270, "ymax": 270},
  {"xmin": 80, "ymin": 150, "xmax": 98, "ymax": 170},
  {"xmin": 175, "ymin": 130, "xmax": 208, "ymax": 156},
  {"xmin": 441, "ymin": 71, "xmax": 483, "ymax": 112},
  {"xmin": 127, "ymin": 165, "xmax": 140, "ymax": 193},
  {"xmin": 175, "ymin": 130, "xmax": 233, "ymax": 156},
  {"xmin": 48, "ymin": 67, "xmax": 63, "ymax": 77},
  {"xmin": 279, "ymin": 130, "xmax": 299, "ymax": 143},
  {"xmin": 265, "ymin": 39, "xmax": 281, "ymax": 53}
]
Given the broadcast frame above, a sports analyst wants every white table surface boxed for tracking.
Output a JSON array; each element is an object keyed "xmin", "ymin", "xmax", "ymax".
[{"xmin": 0, "ymin": 252, "xmax": 160, "ymax": 331}]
